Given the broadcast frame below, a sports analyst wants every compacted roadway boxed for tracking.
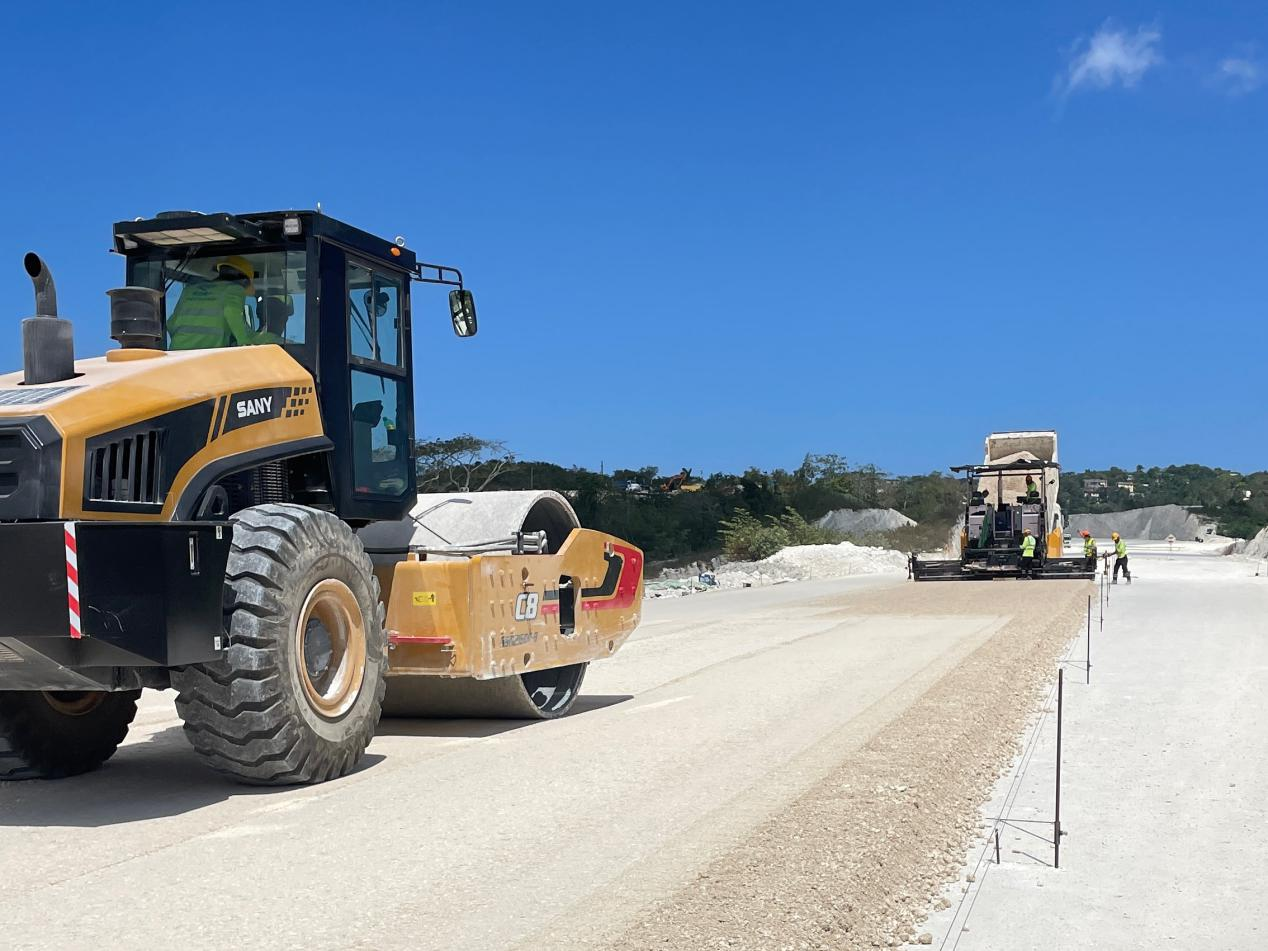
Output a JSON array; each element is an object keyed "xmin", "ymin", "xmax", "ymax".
[
  {"xmin": 917, "ymin": 543, "xmax": 1268, "ymax": 950},
  {"xmin": 0, "ymin": 573, "xmax": 1087, "ymax": 951}
]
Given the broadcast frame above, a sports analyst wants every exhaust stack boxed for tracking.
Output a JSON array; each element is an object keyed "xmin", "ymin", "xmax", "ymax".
[
  {"xmin": 21, "ymin": 253, "xmax": 76, "ymax": 385},
  {"xmin": 24, "ymin": 253, "xmax": 57, "ymax": 317}
]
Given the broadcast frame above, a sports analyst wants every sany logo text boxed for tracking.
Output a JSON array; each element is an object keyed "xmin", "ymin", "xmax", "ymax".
[{"xmin": 236, "ymin": 396, "xmax": 273, "ymax": 418}]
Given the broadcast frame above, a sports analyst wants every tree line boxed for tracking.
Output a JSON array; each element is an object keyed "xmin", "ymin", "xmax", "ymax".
[
  {"xmin": 415, "ymin": 438, "xmax": 963, "ymax": 564},
  {"xmin": 416, "ymin": 437, "xmax": 1268, "ymax": 561}
]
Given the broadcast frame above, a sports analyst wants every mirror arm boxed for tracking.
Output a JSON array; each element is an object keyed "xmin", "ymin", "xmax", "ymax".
[{"xmin": 413, "ymin": 261, "xmax": 464, "ymax": 289}]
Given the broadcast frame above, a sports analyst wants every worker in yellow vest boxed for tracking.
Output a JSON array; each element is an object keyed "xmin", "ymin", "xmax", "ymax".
[
  {"xmin": 1111, "ymin": 532, "xmax": 1131, "ymax": 584},
  {"xmin": 168, "ymin": 256, "xmax": 282, "ymax": 349},
  {"xmin": 1080, "ymin": 530, "xmax": 1097, "ymax": 570},
  {"xmin": 1020, "ymin": 528, "xmax": 1037, "ymax": 579}
]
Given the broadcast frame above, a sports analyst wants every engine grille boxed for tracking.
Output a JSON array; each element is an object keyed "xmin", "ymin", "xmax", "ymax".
[
  {"xmin": 0, "ymin": 418, "xmax": 61, "ymax": 520},
  {"xmin": 220, "ymin": 461, "xmax": 289, "ymax": 513},
  {"xmin": 86, "ymin": 430, "xmax": 165, "ymax": 505},
  {"xmin": 0, "ymin": 429, "xmax": 23, "ymax": 502}
]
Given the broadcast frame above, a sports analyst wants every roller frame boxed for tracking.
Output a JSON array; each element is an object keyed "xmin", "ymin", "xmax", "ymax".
[{"xmin": 359, "ymin": 491, "xmax": 643, "ymax": 718}]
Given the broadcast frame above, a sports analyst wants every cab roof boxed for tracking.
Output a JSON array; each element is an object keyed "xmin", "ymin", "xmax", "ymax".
[{"xmin": 112, "ymin": 210, "xmax": 417, "ymax": 271}]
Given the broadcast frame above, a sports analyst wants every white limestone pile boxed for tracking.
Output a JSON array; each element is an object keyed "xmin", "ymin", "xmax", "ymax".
[
  {"xmin": 815, "ymin": 507, "xmax": 916, "ymax": 535},
  {"xmin": 714, "ymin": 540, "xmax": 908, "ymax": 589},
  {"xmin": 1067, "ymin": 504, "xmax": 1217, "ymax": 541},
  {"xmin": 1235, "ymin": 525, "xmax": 1268, "ymax": 560}
]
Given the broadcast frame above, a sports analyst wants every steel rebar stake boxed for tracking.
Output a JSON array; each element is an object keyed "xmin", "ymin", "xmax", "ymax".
[
  {"xmin": 1055, "ymin": 667, "xmax": 1064, "ymax": 869},
  {"xmin": 1087, "ymin": 595, "xmax": 1092, "ymax": 684}
]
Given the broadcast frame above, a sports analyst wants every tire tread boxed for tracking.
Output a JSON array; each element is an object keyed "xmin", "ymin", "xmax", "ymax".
[{"xmin": 171, "ymin": 503, "xmax": 385, "ymax": 786}]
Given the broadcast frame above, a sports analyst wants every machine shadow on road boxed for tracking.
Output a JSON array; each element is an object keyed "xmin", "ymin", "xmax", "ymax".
[
  {"xmin": 0, "ymin": 725, "xmax": 387, "ymax": 828},
  {"xmin": 0, "ymin": 696, "xmax": 633, "ymax": 828},
  {"xmin": 374, "ymin": 693, "xmax": 634, "ymax": 738}
]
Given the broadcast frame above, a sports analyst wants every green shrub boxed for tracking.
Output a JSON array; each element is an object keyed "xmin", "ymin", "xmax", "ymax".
[
  {"xmin": 846, "ymin": 520, "xmax": 957, "ymax": 554},
  {"xmin": 772, "ymin": 508, "xmax": 838, "ymax": 547},
  {"xmin": 748, "ymin": 524, "xmax": 792, "ymax": 561},
  {"xmin": 720, "ymin": 507, "xmax": 842, "ymax": 561}
]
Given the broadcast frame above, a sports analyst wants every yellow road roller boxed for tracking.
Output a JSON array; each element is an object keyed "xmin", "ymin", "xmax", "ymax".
[{"xmin": 0, "ymin": 210, "xmax": 642, "ymax": 784}]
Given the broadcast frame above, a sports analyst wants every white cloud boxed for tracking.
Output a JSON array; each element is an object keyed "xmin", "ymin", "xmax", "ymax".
[
  {"xmin": 1058, "ymin": 22, "xmax": 1163, "ymax": 97},
  {"xmin": 1214, "ymin": 56, "xmax": 1262, "ymax": 95}
]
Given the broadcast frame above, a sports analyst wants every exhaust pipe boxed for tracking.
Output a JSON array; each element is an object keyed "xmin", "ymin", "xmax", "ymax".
[
  {"xmin": 23, "ymin": 252, "xmax": 57, "ymax": 317},
  {"xmin": 21, "ymin": 253, "xmax": 76, "ymax": 385}
]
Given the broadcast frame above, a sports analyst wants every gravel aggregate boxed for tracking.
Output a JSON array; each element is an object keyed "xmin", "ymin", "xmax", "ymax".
[{"xmin": 603, "ymin": 581, "xmax": 1090, "ymax": 951}]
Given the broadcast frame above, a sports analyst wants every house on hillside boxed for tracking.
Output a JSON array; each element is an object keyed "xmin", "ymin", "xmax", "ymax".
[{"xmin": 1083, "ymin": 477, "xmax": 1108, "ymax": 499}]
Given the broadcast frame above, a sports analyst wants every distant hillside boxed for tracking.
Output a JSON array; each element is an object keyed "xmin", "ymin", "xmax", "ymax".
[{"xmin": 1060, "ymin": 464, "xmax": 1268, "ymax": 538}]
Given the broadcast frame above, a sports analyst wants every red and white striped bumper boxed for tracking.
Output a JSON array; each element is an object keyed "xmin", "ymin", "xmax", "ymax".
[{"xmin": 64, "ymin": 521, "xmax": 81, "ymax": 639}]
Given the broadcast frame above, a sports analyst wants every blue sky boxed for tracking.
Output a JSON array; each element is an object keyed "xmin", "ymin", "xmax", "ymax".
[{"xmin": 1, "ymin": 2, "xmax": 1265, "ymax": 476}]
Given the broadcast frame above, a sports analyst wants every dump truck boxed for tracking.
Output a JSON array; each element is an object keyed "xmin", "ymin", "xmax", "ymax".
[
  {"xmin": 910, "ymin": 430, "xmax": 1093, "ymax": 581},
  {"xmin": 0, "ymin": 210, "xmax": 642, "ymax": 784}
]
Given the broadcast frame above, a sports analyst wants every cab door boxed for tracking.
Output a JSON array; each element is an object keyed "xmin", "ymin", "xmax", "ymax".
[{"xmin": 318, "ymin": 243, "xmax": 416, "ymax": 522}]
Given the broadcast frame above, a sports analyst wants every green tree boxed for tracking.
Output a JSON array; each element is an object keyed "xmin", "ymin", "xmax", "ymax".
[{"xmin": 415, "ymin": 434, "xmax": 514, "ymax": 492}]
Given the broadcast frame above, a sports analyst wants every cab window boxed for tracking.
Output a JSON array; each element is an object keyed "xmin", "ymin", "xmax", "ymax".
[
  {"xmin": 131, "ymin": 249, "xmax": 307, "ymax": 349},
  {"xmin": 346, "ymin": 262, "xmax": 402, "ymax": 367},
  {"xmin": 350, "ymin": 369, "xmax": 409, "ymax": 496}
]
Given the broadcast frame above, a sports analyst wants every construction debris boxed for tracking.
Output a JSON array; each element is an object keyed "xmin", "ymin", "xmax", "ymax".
[{"xmin": 644, "ymin": 577, "xmax": 716, "ymax": 598}]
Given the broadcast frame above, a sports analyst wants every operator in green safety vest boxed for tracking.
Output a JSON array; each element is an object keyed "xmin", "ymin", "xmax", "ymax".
[
  {"xmin": 1110, "ymin": 532, "xmax": 1131, "ymax": 584},
  {"xmin": 1019, "ymin": 528, "xmax": 1037, "ymax": 578},
  {"xmin": 1024, "ymin": 475, "xmax": 1041, "ymax": 500},
  {"xmin": 168, "ymin": 256, "xmax": 282, "ymax": 350},
  {"xmin": 1080, "ymin": 530, "xmax": 1097, "ymax": 570}
]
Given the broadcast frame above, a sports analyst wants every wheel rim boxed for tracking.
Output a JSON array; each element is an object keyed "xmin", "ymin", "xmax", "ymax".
[
  {"xmin": 520, "ymin": 663, "xmax": 587, "ymax": 716},
  {"xmin": 295, "ymin": 579, "xmax": 367, "ymax": 720},
  {"xmin": 42, "ymin": 691, "xmax": 106, "ymax": 717}
]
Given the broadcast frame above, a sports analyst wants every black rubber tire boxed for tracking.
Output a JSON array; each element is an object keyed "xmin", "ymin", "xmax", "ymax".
[
  {"xmin": 0, "ymin": 690, "xmax": 140, "ymax": 780},
  {"xmin": 381, "ymin": 662, "xmax": 588, "ymax": 719},
  {"xmin": 170, "ymin": 504, "xmax": 386, "ymax": 786}
]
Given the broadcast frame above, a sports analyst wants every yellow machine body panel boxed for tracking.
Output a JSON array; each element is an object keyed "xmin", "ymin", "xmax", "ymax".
[
  {"xmin": 0, "ymin": 345, "xmax": 322, "ymax": 520},
  {"xmin": 385, "ymin": 528, "xmax": 643, "ymax": 680}
]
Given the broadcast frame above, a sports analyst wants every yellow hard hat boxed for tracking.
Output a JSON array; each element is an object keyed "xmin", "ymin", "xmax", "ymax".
[
  {"xmin": 216, "ymin": 255, "xmax": 256, "ymax": 290},
  {"xmin": 1111, "ymin": 531, "xmax": 1120, "ymax": 539}
]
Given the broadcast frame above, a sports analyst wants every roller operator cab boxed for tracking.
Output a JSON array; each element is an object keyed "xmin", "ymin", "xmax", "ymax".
[
  {"xmin": 113, "ymin": 209, "xmax": 478, "ymax": 524},
  {"xmin": 0, "ymin": 210, "xmax": 641, "ymax": 785}
]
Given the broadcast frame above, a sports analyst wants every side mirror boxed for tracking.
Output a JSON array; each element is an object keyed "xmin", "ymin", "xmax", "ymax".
[{"xmin": 449, "ymin": 289, "xmax": 478, "ymax": 337}]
